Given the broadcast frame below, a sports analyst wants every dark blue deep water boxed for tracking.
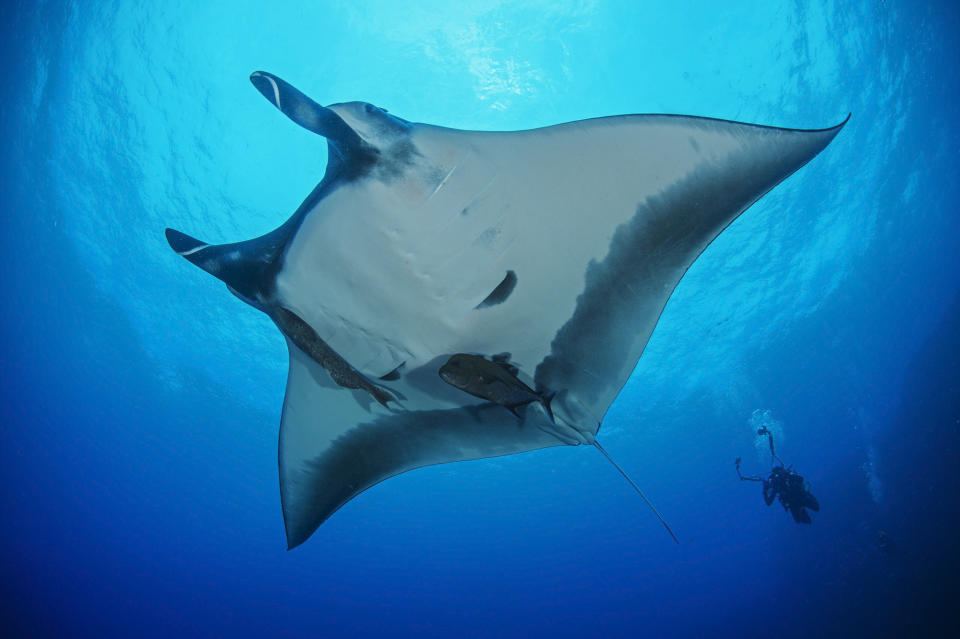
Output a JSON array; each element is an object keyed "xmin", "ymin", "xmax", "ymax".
[{"xmin": 2, "ymin": 2, "xmax": 958, "ymax": 637}]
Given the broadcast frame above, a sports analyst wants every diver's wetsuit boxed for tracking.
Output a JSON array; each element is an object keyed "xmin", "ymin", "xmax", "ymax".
[{"xmin": 762, "ymin": 466, "xmax": 820, "ymax": 523}]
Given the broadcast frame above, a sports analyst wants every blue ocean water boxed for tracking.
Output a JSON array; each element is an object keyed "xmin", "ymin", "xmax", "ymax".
[{"xmin": 2, "ymin": 1, "xmax": 958, "ymax": 636}]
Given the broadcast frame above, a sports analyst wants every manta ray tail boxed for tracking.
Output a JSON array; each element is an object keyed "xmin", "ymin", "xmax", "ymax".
[{"xmin": 593, "ymin": 440, "xmax": 680, "ymax": 544}]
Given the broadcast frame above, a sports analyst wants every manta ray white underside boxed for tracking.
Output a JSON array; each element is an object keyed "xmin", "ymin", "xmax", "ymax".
[{"xmin": 166, "ymin": 72, "xmax": 846, "ymax": 548}]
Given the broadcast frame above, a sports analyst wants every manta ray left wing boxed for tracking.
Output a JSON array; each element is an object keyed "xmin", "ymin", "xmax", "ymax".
[
  {"xmin": 166, "ymin": 72, "xmax": 845, "ymax": 548},
  {"xmin": 277, "ymin": 341, "xmax": 562, "ymax": 548}
]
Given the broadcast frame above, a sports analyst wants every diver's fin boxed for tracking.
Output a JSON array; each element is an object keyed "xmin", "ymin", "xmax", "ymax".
[{"xmin": 592, "ymin": 440, "xmax": 680, "ymax": 544}]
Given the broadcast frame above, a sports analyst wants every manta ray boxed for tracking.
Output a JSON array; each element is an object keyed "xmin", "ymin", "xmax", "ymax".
[{"xmin": 166, "ymin": 71, "xmax": 846, "ymax": 549}]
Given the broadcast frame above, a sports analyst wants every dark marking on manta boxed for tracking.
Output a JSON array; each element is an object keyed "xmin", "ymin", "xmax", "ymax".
[
  {"xmin": 534, "ymin": 161, "xmax": 781, "ymax": 408},
  {"xmin": 475, "ymin": 270, "xmax": 517, "ymax": 309},
  {"xmin": 379, "ymin": 361, "xmax": 406, "ymax": 381},
  {"xmin": 371, "ymin": 138, "xmax": 420, "ymax": 182}
]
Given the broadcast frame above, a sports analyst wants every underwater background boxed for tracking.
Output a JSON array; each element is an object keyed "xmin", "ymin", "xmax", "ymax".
[{"xmin": 2, "ymin": 1, "xmax": 958, "ymax": 637}]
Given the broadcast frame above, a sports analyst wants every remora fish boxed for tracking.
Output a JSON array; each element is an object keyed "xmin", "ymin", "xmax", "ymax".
[
  {"xmin": 438, "ymin": 353, "xmax": 552, "ymax": 419},
  {"xmin": 439, "ymin": 352, "xmax": 679, "ymax": 544}
]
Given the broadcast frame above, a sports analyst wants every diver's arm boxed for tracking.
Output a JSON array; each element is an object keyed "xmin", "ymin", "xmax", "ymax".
[
  {"xmin": 763, "ymin": 480, "xmax": 776, "ymax": 506},
  {"xmin": 735, "ymin": 457, "xmax": 764, "ymax": 482}
]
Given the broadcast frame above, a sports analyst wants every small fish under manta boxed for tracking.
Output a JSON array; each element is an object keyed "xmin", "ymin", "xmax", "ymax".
[
  {"xmin": 165, "ymin": 70, "xmax": 847, "ymax": 549},
  {"xmin": 439, "ymin": 353, "xmax": 679, "ymax": 544}
]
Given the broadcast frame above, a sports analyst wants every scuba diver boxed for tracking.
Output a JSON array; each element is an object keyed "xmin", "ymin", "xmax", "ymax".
[{"xmin": 735, "ymin": 426, "xmax": 820, "ymax": 524}]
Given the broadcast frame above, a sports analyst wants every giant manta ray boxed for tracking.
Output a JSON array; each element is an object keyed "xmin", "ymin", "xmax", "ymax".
[{"xmin": 166, "ymin": 72, "xmax": 846, "ymax": 549}]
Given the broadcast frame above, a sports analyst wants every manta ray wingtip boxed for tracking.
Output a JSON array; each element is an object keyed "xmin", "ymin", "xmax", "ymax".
[
  {"xmin": 820, "ymin": 112, "xmax": 851, "ymax": 135},
  {"xmin": 819, "ymin": 112, "xmax": 851, "ymax": 144},
  {"xmin": 284, "ymin": 521, "xmax": 313, "ymax": 551}
]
